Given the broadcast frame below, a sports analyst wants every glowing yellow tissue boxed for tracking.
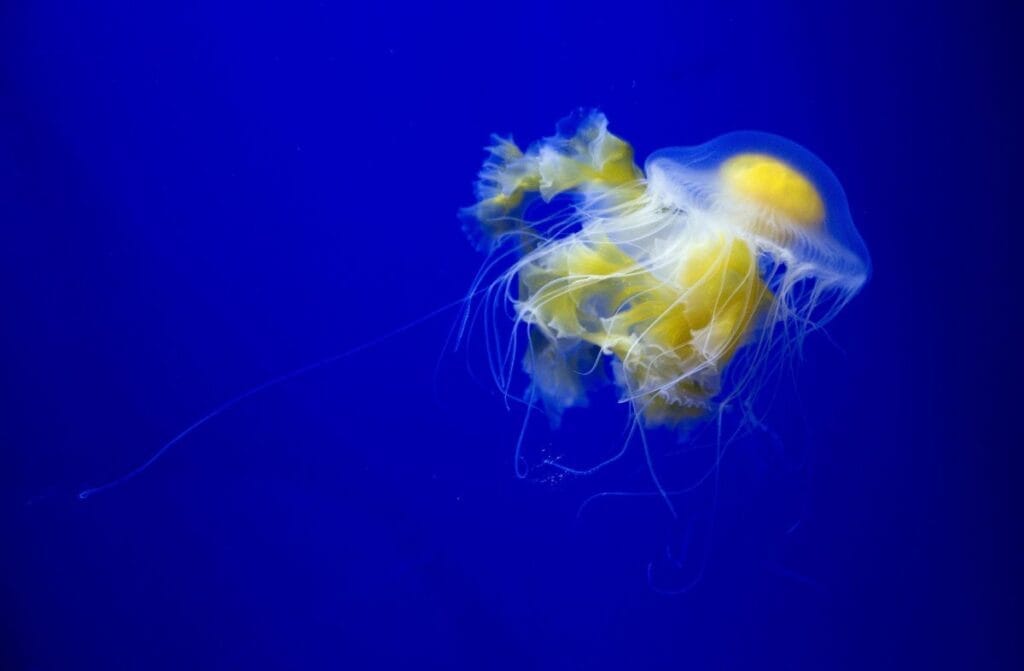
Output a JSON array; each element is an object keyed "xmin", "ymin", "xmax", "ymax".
[
  {"xmin": 720, "ymin": 153, "xmax": 825, "ymax": 226},
  {"xmin": 462, "ymin": 110, "xmax": 869, "ymax": 427}
]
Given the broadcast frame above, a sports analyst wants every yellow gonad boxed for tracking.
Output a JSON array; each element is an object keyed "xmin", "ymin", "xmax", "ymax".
[{"xmin": 462, "ymin": 110, "xmax": 870, "ymax": 428}]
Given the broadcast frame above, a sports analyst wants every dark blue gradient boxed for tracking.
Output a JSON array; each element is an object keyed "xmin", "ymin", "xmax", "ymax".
[{"xmin": 2, "ymin": 1, "xmax": 1020, "ymax": 669}]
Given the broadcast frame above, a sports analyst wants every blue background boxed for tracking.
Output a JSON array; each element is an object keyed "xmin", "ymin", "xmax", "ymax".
[{"xmin": 2, "ymin": 1, "xmax": 1020, "ymax": 668}]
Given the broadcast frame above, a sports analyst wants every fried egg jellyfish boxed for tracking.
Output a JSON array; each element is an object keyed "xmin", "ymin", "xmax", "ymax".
[
  {"xmin": 77, "ymin": 108, "xmax": 868, "ymax": 589},
  {"xmin": 459, "ymin": 110, "xmax": 869, "ymax": 546}
]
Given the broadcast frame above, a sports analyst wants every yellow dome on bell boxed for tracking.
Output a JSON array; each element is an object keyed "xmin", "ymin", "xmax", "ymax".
[{"xmin": 719, "ymin": 152, "xmax": 825, "ymax": 227}]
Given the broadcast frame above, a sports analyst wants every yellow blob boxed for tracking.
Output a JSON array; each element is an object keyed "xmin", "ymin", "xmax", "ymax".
[
  {"xmin": 515, "ymin": 227, "xmax": 768, "ymax": 424},
  {"xmin": 719, "ymin": 153, "xmax": 825, "ymax": 226}
]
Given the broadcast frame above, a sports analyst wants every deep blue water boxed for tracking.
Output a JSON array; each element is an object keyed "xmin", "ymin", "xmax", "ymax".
[{"xmin": 2, "ymin": 1, "xmax": 1020, "ymax": 669}]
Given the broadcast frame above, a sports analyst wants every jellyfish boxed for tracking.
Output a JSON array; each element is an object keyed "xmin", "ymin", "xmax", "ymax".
[
  {"xmin": 76, "ymin": 109, "xmax": 868, "ymax": 510},
  {"xmin": 460, "ymin": 110, "xmax": 869, "ymax": 458}
]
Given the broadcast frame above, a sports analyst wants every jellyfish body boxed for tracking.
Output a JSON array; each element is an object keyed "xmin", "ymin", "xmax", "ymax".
[{"xmin": 462, "ymin": 111, "xmax": 869, "ymax": 429}]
